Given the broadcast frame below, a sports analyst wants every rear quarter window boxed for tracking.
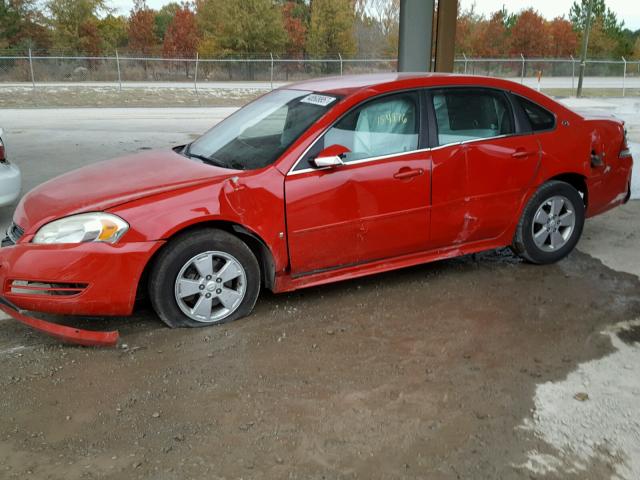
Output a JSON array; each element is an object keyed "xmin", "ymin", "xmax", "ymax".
[{"xmin": 516, "ymin": 96, "xmax": 556, "ymax": 132}]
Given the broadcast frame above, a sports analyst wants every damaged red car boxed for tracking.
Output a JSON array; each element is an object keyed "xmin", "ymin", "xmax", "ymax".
[{"xmin": 0, "ymin": 73, "xmax": 633, "ymax": 338}]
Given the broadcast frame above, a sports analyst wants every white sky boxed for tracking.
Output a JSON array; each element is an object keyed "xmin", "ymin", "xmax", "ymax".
[
  {"xmin": 460, "ymin": 0, "xmax": 640, "ymax": 30},
  {"xmin": 110, "ymin": 0, "xmax": 640, "ymax": 31}
]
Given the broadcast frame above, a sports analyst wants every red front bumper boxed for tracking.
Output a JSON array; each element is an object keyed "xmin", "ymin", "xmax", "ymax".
[
  {"xmin": 0, "ymin": 240, "xmax": 163, "ymax": 316},
  {"xmin": 0, "ymin": 296, "xmax": 119, "ymax": 347}
]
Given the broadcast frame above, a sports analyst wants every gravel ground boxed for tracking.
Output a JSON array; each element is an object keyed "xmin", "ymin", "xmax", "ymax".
[{"xmin": 0, "ymin": 105, "xmax": 638, "ymax": 479}]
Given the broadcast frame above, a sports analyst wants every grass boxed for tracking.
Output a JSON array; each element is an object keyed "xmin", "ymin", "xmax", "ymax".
[{"xmin": 0, "ymin": 86, "xmax": 265, "ymax": 108}]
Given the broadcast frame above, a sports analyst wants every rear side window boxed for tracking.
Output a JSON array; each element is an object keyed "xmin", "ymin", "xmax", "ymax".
[
  {"xmin": 516, "ymin": 96, "xmax": 555, "ymax": 131},
  {"xmin": 431, "ymin": 88, "xmax": 514, "ymax": 146}
]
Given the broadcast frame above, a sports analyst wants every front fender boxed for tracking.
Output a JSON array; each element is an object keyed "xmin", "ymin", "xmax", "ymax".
[{"xmin": 110, "ymin": 168, "xmax": 289, "ymax": 273}]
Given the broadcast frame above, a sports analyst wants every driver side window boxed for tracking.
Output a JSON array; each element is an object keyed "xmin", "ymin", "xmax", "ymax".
[{"xmin": 323, "ymin": 91, "xmax": 420, "ymax": 163}]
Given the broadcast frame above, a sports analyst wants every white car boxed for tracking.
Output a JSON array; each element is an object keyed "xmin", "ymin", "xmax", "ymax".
[{"xmin": 0, "ymin": 129, "xmax": 21, "ymax": 206}]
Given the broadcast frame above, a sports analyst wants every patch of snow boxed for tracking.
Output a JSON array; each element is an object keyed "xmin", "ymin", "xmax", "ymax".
[
  {"xmin": 520, "ymin": 319, "xmax": 640, "ymax": 479},
  {"xmin": 0, "ymin": 345, "xmax": 26, "ymax": 355},
  {"xmin": 630, "ymin": 142, "xmax": 639, "ymax": 200}
]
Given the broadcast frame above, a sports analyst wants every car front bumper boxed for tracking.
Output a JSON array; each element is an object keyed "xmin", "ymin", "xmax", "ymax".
[{"xmin": 0, "ymin": 239, "xmax": 163, "ymax": 316}]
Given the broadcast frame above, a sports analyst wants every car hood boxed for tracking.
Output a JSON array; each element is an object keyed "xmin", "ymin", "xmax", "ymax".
[{"xmin": 14, "ymin": 149, "xmax": 231, "ymax": 233}]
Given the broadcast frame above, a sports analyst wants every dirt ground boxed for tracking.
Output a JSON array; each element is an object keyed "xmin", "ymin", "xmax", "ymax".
[
  {"xmin": 0, "ymin": 106, "xmax": 638, "ymax": 479},
  {"xmin": 0, "ymin": 245, "xmax": 638, "ymax": 479}
]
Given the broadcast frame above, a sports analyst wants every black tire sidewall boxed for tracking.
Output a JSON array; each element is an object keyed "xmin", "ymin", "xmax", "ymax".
[
  {"xmin": 149, "ymin": 229, "xmax": 260, "ymax": 328},
  {"xmin": 516, "ymin": 181, "xmax": 585, "ymax": 264}
]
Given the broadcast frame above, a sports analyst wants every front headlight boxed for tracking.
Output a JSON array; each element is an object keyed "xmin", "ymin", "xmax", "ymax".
[{"xmin": 32, "ymin": 213, "xmax": 129, "ymax": 244}]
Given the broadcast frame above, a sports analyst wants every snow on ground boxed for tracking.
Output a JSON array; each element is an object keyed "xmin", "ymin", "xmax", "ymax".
[
  {"xmin": 518, "ymin": 320, "xmax": 640, "ymax": 479},
  {"xmin": 631, "ymin": 143, "xmax": 640, "ymax": 199}
]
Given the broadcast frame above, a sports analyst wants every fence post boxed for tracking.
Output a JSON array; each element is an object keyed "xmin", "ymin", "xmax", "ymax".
[
  {"xmin": 115, "ymin": 49, "xmax": 122, "ymax": 91},
  {"xmin": 621, "ymin": 56, "xmax": 627, "ymax": 97},
  {"xmin": 28, "ymin": 48, "xmax": 35, "ymax": 91},
  {"xmin": 270, "ymin": 52, "xmax": 274, "ymax": 90},
  {"xmin": 194, "ymin": 52, "xmax": 199, "ymax": 95},
  {"xmin": 520, "ymin": 53, "xmax": 525, "ymax": 84},
  {"xmin": 462, "ymin": 53, "xmax": 468, "ymax": 74},
  {"xmin": 570, "ymin": 55, "xmax": 575, "ymax": 94},
  {"xmin": 338, "ymin": 53, "xmax": 343, "ymax": 76}
]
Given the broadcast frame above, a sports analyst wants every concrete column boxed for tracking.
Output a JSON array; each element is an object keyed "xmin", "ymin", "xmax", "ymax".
[{"xmin": 398, "ymin": 0, "xmax": 435, "ymax": 72}]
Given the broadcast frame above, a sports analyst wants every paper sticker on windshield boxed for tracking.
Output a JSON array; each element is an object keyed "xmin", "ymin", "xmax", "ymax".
[{"xmin": 300, "ymin": 94, "xmax": 337, "ymax": 107}]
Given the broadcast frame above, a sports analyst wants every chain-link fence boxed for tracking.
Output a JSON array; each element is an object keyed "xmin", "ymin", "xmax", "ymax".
[{"xmin": 1, "ymin": 51, "xmax": 639, "ymax": 95}]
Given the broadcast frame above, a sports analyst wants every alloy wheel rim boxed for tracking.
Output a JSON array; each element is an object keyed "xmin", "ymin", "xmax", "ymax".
[
  {"xmin": 174, "ymin": 251, "xmax": 247, "ymax": 323},
  {"xmin": 531, "ymin": 195, "xmax": 576, "ymax": 252}
]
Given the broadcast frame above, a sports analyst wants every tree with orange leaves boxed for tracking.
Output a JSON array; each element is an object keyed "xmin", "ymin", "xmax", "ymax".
[
  {"xmin": 282, "ymin": 1, "xmax": 307, "ymax": 59},
  {"xmin": 474, "ymin": 11, "xmax": 508, "ymax": 57},
  {"xmin": 509, "ymin": 9, "xmax": 549, "ymax": 57},
  {"xmin": 128, "ymin": 0, "xmax": 157, "ymax": 55},
  {"xmin": 547, "ymin": 17, "xmax": 577, "ymax": 57},
  {"xmin": 163, "ymin": 3, "xmax": 199, "ymax": 76},
  {"xmin": 163, "ymin": 4, "xmax": 199, "ymax": 58}
]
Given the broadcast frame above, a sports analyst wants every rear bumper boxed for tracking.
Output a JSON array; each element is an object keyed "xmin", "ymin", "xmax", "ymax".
[{"xmin": 0, "ymin": 240, "xmax": 163, "ymax": 316}]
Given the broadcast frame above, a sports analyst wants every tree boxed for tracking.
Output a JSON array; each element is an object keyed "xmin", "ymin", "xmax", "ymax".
[
  {"xmin": 128, "ymin": 0, "xmax": 157, "ymax": 55},
  {"xmin": 78, "ymin": 18, "xmax": 101, "ymax": 55},
  {"xmin": 569, "ymin": 0, "xmax": 622, "ymax": 36},
  {"xmin": 282, "ymin": 1, "xmax": 307, "ymax": 58},
  {"xmin": 163, "ymin": 4, "xmax": 199, "ymax": 76},
  {"xmin": 47, "ymin": 0, "xmax": 109, "ymax": 53},
  {"xmin": 455, "ymin": 4, "xmax": 481, "ymax": 55},
  {"xmin": 306, "ymin": 0, "xmax": 356, "ymax": 58},
  {"xmin": 474, "ymin": 11, "xmax": 508, "ymax": 57},
  {"xmin": 154, "ymin": 2, "xmax": 180, "ymax": 41},
  {"xmin": 634, "ymin": 37, "xmax": 640, "ymax": 60},
  {"xmin": 509, "ymin": 9, "xmax": 549, "ymax": 57},
  {"xmin": 547, "ymin": 17, "xmax": 578, "ymax": 57},
  {"xmin": 98, "ymin": 14, "xmax": 128, "ymax": 52},
  {"xmin": 198, "ymin": 0, "xmax": 285, "ymax": 56},
  {"xmin": 354, "ymin": 0, "xmax": 398, "ymax": 58},
  {"xmin": 0, "ymin": 0, "xmax": 51, "ymax": 50},
  {"xmin": 582, "ymin": 17, "xmax": 616, "ymax": 58}
]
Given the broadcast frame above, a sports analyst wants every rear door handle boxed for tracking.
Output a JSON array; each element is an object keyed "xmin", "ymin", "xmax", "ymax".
[
  {"xmin": 393, "ymin": 168, "xmax": 424, "ymax": 180},
  {"xmin": 512, "ymin": 149, "xmax": 537, "ymax": 159}
]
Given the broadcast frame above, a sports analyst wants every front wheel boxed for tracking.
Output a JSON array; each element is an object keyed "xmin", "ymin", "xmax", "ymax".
[
  {"xmin": 149, "ymin": 229, "xmax": 261, "ymax": 328},
  {"xmin": 513, "ymin": 180, "xmax": 585, "ymax": 264}
]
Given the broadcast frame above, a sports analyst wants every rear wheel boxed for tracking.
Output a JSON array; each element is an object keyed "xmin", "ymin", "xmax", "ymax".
[
  {"xmin": 149, "ymin": 229, "xmax": 260, "ymax": 328},
  {"xmin": 513, "ymin": 180, "xmax": 585, "ymax": 264}
]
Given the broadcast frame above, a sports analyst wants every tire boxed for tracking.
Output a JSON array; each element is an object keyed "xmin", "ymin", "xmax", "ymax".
[
  {"xmin": 513, "ymin": 180, "xmax": 585, "ymax": 264},
  {"xmin": 148, "ymin": 228, "xmax": 260, "ymax": 328}
]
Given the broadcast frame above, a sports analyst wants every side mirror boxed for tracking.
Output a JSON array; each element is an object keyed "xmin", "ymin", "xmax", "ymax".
[
  {"xmin": 313, "ymin": 155, "xmax": 343, "ymax": 168},
  {"xmin": 311, "ymin": 144, "xmax": 350, "ymax": 169}
]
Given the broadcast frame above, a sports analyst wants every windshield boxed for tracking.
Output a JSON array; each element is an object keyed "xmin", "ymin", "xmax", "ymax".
[{"xmin": 186, "ymin": 89, "xmax": 338, "ymax": 170}]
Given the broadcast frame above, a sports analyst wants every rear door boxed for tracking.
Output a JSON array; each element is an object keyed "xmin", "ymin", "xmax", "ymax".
[
  {"xmin": 285, "ymin": 90, "xmax": 431, "ymax": 275},
  {"xmin": 428, "ymin": 88, "xmax": 540, "ymax": 247}
]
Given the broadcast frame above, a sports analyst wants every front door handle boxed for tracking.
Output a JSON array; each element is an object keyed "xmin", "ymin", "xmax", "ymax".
[
  {"xmin": 512, "ymin": 148, "xmax": 537, "ymax": 159},
  {"xmin": 393, "ymin": 167, "xmax": 424, "ymax": 180}
]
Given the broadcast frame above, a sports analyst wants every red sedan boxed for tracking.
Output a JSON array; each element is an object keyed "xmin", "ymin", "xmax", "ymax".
[{"xmin": 0, "ymin": 73, "xmax": 633, "ymax": 342}]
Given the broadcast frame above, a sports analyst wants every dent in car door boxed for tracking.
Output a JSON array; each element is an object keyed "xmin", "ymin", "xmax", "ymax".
[
  {"xmin": 429, "ymin": 88, "xmax": 540, "ymax": 247},
  {"xmin": 284, "ymin": 90, "xmax": 431, "ymax": 275}
]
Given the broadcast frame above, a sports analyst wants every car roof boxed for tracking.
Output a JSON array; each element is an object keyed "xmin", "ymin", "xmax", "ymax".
[
  {"xmin": 284, "ymin": 72, "xmax": 524, "ymax": 96},
  {"xmin": 282, "ymin": 72, "xmax": 576, "ymax": 119}
]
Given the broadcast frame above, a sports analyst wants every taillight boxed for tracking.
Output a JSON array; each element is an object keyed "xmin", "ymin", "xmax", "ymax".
[{"xmin": 620, "ymin": 127, "xmax": 631, "ymax": 158}]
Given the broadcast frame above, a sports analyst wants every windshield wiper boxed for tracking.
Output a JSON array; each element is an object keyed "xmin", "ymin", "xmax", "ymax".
[{"xmin": 185, "ymin": 151, "xmax": 229, "ymax": 169}]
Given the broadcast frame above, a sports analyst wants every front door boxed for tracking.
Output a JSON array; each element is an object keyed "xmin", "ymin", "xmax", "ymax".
[{"xmin": 285, "ymin": 91, "xmax": 431, "ymax": 275}]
